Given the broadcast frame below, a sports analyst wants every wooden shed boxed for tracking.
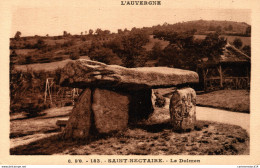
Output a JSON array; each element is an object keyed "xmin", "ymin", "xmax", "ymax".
[{"xmin": 197, "ymin": 43, "xmax": 251, "ymax": 91}]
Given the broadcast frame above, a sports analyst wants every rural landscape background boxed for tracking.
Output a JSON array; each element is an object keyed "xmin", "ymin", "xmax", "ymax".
[{"xmin": 9, "ymin": 19, "xmax": 251, "ymax": 155}]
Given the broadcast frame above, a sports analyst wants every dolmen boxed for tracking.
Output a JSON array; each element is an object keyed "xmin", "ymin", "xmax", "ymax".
[{"xmin": 59, "ymin": 59, "xmax": 199, "ymax": 139}]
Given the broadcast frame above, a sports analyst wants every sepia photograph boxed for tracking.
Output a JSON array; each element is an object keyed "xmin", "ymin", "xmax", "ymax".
[{"xmin": 1, "ymin": 0, "xmax": 260, "ymax": 166}]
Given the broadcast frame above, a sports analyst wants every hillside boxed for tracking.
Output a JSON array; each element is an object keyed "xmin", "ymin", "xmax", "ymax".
[
  {"xmin": 147, "ymin": 20, "xmax": 250, "ymax": 36},
  {"xmin": 10, "ymin": 20, "xmax": 251, "ymax": 69},
  {"xmin": 10, "ymin": 20, "xmax": 251, "ymax": 120},
  {"xmin": 194, "ymin": 35, "xmax": 251, "ymax": 48}
]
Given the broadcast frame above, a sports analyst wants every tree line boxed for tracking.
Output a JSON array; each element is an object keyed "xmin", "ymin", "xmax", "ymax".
[{"xmin": 11, "ymin": 20, "xmax": 251, "ymax": 68}]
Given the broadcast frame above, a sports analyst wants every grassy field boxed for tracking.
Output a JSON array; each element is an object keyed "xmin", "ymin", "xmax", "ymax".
[
  {"xmin": 223, "ymin": 35, "xmax": 251, "ymax": 47},
  {"xmin": 10, "ymin": 106, "xmax": 72, "ymax": 138},
  {"xmin": 15, "ymin": 49, "xmax": 37, "ymax": 55},
  {"xmin": 10, "ymin": 106, "xmax": 249, "ymax": 155},
  {"xmin": 194, "ymin": 35, "xmax": 251, "ymax": 47},
  {"xmin": 44, "ymin": 39, "xmax": 67, "ymax": 45},
  {"xmin": 10, "ymin": 106, "xmax": 72, "ymax": 148},
  {"xmin": 14, "ymin": 56, "xmax": 90, "ymax": 71},
  {"xmin": 155, "ymin": 88, "xmax": 250, "ymax": 113},
  {"xmin": 144, "ymin": 35, "xmax": 169, "ymax": 51},
  {"xmin": 196, "ymin": 90, "xmax": 250, "ymax": 113}
]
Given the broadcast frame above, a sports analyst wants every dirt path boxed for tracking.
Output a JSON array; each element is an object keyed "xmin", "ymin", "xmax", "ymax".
[
  {"xmin": 10, "ymin": 107, "xmax": 72, "ymax": 149},
  {"xmin": 10, "ymin": 132, "xmax": 59, "ymax": 149},
  {"xmin": 11, "ymin": 109, "xmax": 249, "ymax": 155},
  {"xmin": 164, "ymin": 98, "xmax": 250, "ymax": 134},
  {"xmin": 196, "ymin": 106, "xmax": 250, "ymax": 135},
  {"xmin": 10, "ymin": 102, "xmax": 250, "ymax": 153}
]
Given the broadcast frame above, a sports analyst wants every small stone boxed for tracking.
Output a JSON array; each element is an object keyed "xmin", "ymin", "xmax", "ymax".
[{"xmin": 169, "ymin": 87, "xmax": 196, "ymax": 132}]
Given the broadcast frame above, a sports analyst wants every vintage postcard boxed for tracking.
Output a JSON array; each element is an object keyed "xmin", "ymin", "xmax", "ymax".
[{"xmin": 0, "ymin": 0, "xmax": 260, "ymax": 166}]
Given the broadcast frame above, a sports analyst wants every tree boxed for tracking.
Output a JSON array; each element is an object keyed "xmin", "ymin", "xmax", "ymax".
[
  {"xmin": 89, "ymin": 47, "xmax": 117, "ymax": 64},
  {"xmin": 63, "ymin": 31, "xmax": 68, "ymax": 36},
  {"xmin": 89, "ymin": 29, "xmax": 94, "ymax": 35},
  {"xmin": 25, "ymin": 56, "xmax": 33, "ymax": 64},
  {"xmin": 228, "ymin": 24, "xmax": 233, "ymax": 31},
  {"xmin": 158, "ymin": 44, "xmax": 181, "ymax": 68},
  {"xmin": 201, "ymin": 33, "xmax": 227, "ymax": 62},
  {"xmin": 14, "ymin": 31, "xmax": 21, "ymax": 40},
  {"xmin": 118, "ymin": 29, "xmax": 123, "ymax": 34},
  {"xmin": 10, "ymin": 50, "xmax": 17, "ymax": 58},
  {"xmin": 131, "ymin": 27, "xmax": 137, "ymax": 32},
  {"xmin": 35, "ymin": 38, "xmax": 46, "ymax": 49},
  {"xmin": 162, "ymin": 22, "xmax": 169, "ymax": 27},
  {"xmin": 149, "ymin": 42, "xmax": 163, "ymax": 60},
  {"xmin": 208, "ymin": 25, "xmax": 215, "ymax": 31},
  {"xmin": 103, "ymin": 30, "xmax": 110, "ymax": 35},
  {"xmin": 154, "ymin": 30, "xmax": 195, "ymax": 49},
  {"xmin": 216, "ymin": 26, "xmax": 222, "ymax": 34},
  {"xmin": 103, "ymin": 38, "xmax": 123, "ymax": 54},
  {"xmin": 154, "ymin": 31, "xmax": 226, "ymax": 70},
  {"xmin": 81, "ymin": 36, "xmax": 87, "ymax": 41},
  {"xmin": 121, "ymin": 30, "xmax": 149, "ymax": 67},
  {"xmin": 233, "ymin": 38, "xmax": 243, "ymax": 49},
  {"xmin": 190, "ymin": 28, "xmax": 197, "ymax": 34},
  {"xmin": 154, "ymin": 30, "xmax": 196, "ymax": 68},
  {"xmin": 89, "ymin": 39, "xmax": 102, "ymax": 52},
  {"xmin": 79, "ymin": 44, "xmax": 90, "ymax": 55},
  {"xmin": 95, "ymin": 28, "xmax": 103, "ymax": 36}
]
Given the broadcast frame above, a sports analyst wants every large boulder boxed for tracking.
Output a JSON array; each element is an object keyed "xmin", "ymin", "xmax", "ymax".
[
  {"xmin": 92, "ymin": 88, "xmax": 130, "ymax": 134},
  {"xmin": 62, "ymin": 88, "xmax": 93, "ymax": 140},
  {"xmin": 59, "ymin": 59, "xmax": 199, "ymax": 90},
  {"xmin": 62, "ymin": 87, "xmax": 154, "ymax": 139}
]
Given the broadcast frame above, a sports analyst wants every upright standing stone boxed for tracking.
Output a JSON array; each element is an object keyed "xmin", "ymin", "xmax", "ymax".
[
  {"xmin": 92, "ymin": 88, "xmax": 130, "ymax": 134},
  {"xmin": 62, "ymin": 88, "xmax": 92, "ymax": 139},
  {"xmin": 169, "ymin": 87, "xmax": 196, "ymax": 132}
]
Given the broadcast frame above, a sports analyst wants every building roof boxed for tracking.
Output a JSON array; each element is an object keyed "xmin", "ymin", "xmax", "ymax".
[
  {"xmin": 220, "ymin": 43, "xmax": 250, "ymax": 63},
  {"xmin": 198, "ymin": 43, "xmax": 250, "ymax": 68}
]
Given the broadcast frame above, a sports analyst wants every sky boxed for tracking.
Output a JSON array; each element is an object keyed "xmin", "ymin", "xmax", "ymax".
[{"xmin": 10, "ymin": 2, "xmax": 251, "ymax": 37}]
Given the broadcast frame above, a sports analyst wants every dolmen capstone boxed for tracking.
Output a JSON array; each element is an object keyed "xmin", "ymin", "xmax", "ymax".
[{"xmin": 59, "ymin": 59, "xmax": 199, "ymax": 139}]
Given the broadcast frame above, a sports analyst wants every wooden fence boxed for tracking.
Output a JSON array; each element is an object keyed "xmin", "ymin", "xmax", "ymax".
[{"xmin": 204, "ymin": 76, "xmax": 250, "ymax": 91}]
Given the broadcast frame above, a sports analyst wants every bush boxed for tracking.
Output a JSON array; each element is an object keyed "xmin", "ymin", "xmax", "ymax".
[
  {"xmin": 11, "ymin": 94, "xmax": 48, "ymax": 118},
  {"xmin": 154, "ymin": 92, "xmax": 166, "ymax": 107},
  {"xmin": 10, "ymin": 69, "xmax": 61, "ymax": 115},
  {"xmin": 242, "ymin": 45, "xmax": 251, "ymax": 56},
  {"xmin": 81, "ymin": 36, "xmax": 87, "ymax": 41},
  {"xmin": 89, "ymin": 47, "xmax": 117, "ymax": 64},
  {"xmin": 53, "ymin": 56, "xmax": 63, "ymax": 61},
  {"xmin": 233, "ymin": 38, "xmax": 243, "ymax": 49},
  {"xmin": 69, "ymin": 53, "xmax": 80, "ymax": 60},
  {"xmin": 25, "ymin": 56, "xmax": 33, "ymax": 64},
  {"xmin": 37, "ymin": 57, "xmax": 51, "ymax": 63}
]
